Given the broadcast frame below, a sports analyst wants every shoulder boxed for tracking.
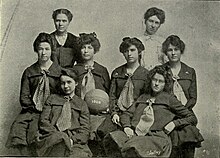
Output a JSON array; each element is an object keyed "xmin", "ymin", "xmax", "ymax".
[
  {"xmin": 71, "ymin": 95, "xmax": 88, "ymax": 110},
  {"xmin": 111, "ymin": 64, "xmax": 126, "ymax": 77},
  {"xmin": 94, "ymin": 62, "xmax": 108, "ymax": 72},
  {"xmin": 180, "ymin": 62, "xmax": 196, "ymax": 78},
  {"xmin": 181, "ymin": 62, "xmax": 195, "ymax": 72},
  {"xmin": 46, "ymin": 94, "xmax": 65, "ymax": 105},
  {"xmin": 67, "ymin": 32, "xmax": 78, "ymax": 41},
  {"xmin": 136, "ymin": 66, "xmax": 149, "ymax": 75},
  {"xmin": 22, "ymin": 62, "xmax": 40, "ymax": 76}
]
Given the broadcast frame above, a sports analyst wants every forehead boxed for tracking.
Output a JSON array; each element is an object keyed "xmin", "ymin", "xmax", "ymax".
[
  {"xmin": 153, "ymin": 73, "xmax": 165, "ymax": 81},
  {"xmin": 147, "ymin": 15, "xmax": 160, "ymax": 23},
  {"xmin": 168, "ymin": 44, "xmax": 179, "ymax": 49},
  {"xmin": 82, "ymin": 44, "xmax": 93, "ymax": 47},
  {"xmin": 38, "ymin": 42, "xmax": 51, "ymax": 48},
  {"xmin": 127, "ymin": 45, "xmax": 137, "ymax": 50},
  {"xmin": 60, "ymin": 75, "xmax": 75, "ymax": 82},
  {"xmin": 55, "ymin": 13, "xmax": 68, "ymax": 20}
]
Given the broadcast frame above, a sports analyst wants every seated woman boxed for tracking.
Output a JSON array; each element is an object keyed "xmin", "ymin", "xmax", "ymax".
[
  {"xmin": 97, "ymin": 37, "xmax": 149, "ymax": 140},
  {"xmin": 104, "ymin": 66, "xmax": 202, "ymax": 157},
  {"xmin": 50, "ymin": 8, "xmax": 79, "ymax": 68},
  {"xmin": 5, "ymin": 33, "xmax": 62, "ymax": 156},
  {"xmin": 72, "ymin": 32, "xmax": 110, "ymax": 156},
  {"xmin": 36, "ymin": 69, "xmax": 92, "ymax": 157},
  {"xmin": 162, "ymin": 35, "xmax": 204, "ymax": 158}
]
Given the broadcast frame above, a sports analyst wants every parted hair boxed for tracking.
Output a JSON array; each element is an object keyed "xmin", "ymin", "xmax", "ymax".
[
  {"xmin": 162, "ymin": 35, "xmax": 185, "ymax": 54},
  {"xmin": 119, "ymin": 37, "xmax": 145, "ymax": 54},
  {"xmin": 144, "ymin": 7, "xmax": 165, "ymax": 24},
  {"xmin": 145, "ymin": 65, "xmax": 172, "ymax": 94},
  {"xmin": 33, "ymin": 32, "xmax": 53, "ymax": 52},
  {"xmin": 52, "ymin": 8, "xmax": 73, "ymax": 22},
  {"xmin": 60, "ymin": 68, "xmax": 79, "ymax": 83}
]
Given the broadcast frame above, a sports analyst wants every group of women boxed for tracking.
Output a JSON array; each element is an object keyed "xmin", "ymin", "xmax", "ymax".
[{"xmin": 6, "ymin": 8, "xmax": 203, "ymax": 157}]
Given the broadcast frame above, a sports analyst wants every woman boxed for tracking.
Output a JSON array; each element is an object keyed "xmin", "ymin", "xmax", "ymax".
[
  {"xmin": 50, "ymin": 8, "xmax": 78, "ymax": 68},
  {"xmin": 72, "ymin": 32, "xmax": 110, "ymax": 156},
  {"xmin": 37, "ymin": 69, "xmax": 92, "ymax": 157},
  {"xmin": 6, "ymin": 33, "xmax": 62, "ymax": 156},
  {"xmin": 98, "ymin": 37, "xmax": 149, "ymax": 145},
  {"xmin": 162, "ymin": 35, "xmax": 203, "ymax": 158},
  {"xmin": 104, "ymin": 66, "xmax": 201, "ymax": 157}
]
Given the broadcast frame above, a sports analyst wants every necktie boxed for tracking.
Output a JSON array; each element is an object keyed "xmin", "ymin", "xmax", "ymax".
[
  {"xmin": 172, "ymin": 75, "xmax": 187, "ymax": 105},
  {"xmin": 81, "ymin": 65, "xmax": 95, "ymax": 99},
  {"xmin": 33, "ymin": 70, "xmax": 50, "ymax": 112},
  {"xmin": 56, "ymin": 96, "xmax": 72, "ymax": 132},
  {"xmin": 117, "ymin": 73, "xmax": 134, "ymax": 111},
  {"xmin": 135, "ymin": 98, "xmax": 155, "ymax": 136}
]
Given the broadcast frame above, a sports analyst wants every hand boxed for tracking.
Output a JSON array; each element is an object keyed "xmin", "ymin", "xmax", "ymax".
[
  {"xmin": 164, "ymin": 121, "xmax": 175, "ymax": 134},
  {"xmin": 124, "ymin": 127, "xmax": 134, "ymax": 138},
  {"xmin": 70, "ymin": 138, "xmax": 73, "ymax": 147},
  {"xmin": 112, "ymin": 114, "xmax": 120, "ymax": 125}
]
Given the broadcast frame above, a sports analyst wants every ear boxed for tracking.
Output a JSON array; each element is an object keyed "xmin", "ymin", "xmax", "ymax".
[{"xmin": 75, "ymin": 82, "xmax": 78, "ymax": 86}]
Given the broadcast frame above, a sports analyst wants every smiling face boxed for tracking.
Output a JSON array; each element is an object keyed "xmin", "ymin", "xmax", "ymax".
[
  {"xmin": 145, "ymin": 15, "xmax": 161, "ymax": 35},
  {"xmin": 60, "ymin": 75, "xmax": 78, "ymax": 95},
  {"xmin": 37, "ymin": 42, "xmax": 52, "ymax": 62},
  {"xmin": 151, "ymin": 73, "xmax": 165, "ymax": 94},
  {"xmin": 123, "ymin": 45, "xmax": 139, "ymax": 64},
  {"xmin": 80, "ymin": 44, "xmax": 95, "ymax": 61},
  {"xmin": 54, "ymin": 13, "xmax": 70, "ymax": 33},
  {"xmin": 166, "ymin": 44, "xmax": 182, "ymax": 63}
]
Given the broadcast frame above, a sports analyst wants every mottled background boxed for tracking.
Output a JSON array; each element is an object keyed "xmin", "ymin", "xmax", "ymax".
[{"xmin": 0, "ymin": 0, "xmax": 219, "ymax": 157}]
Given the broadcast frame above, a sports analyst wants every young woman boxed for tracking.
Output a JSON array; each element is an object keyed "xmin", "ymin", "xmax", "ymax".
[
  {"xmin": 97, "ymin": 37, "xmax": 149, "ymax": 144},
  {"xmin": 37, "ymin": 69, "xmax": 92, "ymax": 157},
  {"xmin": 50, "ymin": 8, "xmax": 79, "ymax": 68},
  {"xmin": 104, "ymin": 66, "xmax": 202, "ymax": 157},
  {"xmin": 72, "ymin": 32, "xmax": 110, "ymax": 156},
  {"xmin": 6, "ymin": 33, "xmax": 62, "ymax": 156},
  {"xmin": 162, "ymin": 35, "xmax": 203, "ymax": 158}
]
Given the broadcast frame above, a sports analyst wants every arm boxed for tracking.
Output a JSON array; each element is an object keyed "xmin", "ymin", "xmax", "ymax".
[
  {"xmin": 19, "ymin": 69, "xmax": 35, "ymax": 110},
  {"xmin": 71, "ymin": 101, "xmax": 90, "ymax": 144},
  {"xmin": 103, "ymin": 67, "xmax": 111, "ymax": 94},
  {"xmin": 39, "ymin": 98, "xmax": 57, "ymax": 134},
  {"xmin": 120, "ymin": 103, "xmax": 136, "ymax": 128},
  {"xmin": 169, "ymin": 94, "xmax": 197, "ymax": 128},
  {"xmin": 185, "ymin": 69, "xmax": 197, "ymax": 110}
]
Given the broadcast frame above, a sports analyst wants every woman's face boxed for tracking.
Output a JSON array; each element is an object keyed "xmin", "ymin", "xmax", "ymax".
[
  {"xmin": 145, "ymin": 15, "xmax": 161, "ymax": 35},
  {"xmin": 166, "ymin": 44, "xmax": 182, "ymax": 63},
  {"xmin": 37, "ymin": 42, "xmax": 52, "ymax": 62},
  {"xmin": 54, "ymin": 13, "xmax": 70, "ymax": 33},
  {"xmin": 60, "ymin": 75, "xmax": 78, "ymax": 95},
  {"xmin": 80, "ymin": 44, "xmax": 95, "ymax": 61},
  {"xmin": 123, "ymin": 45, "xmax": 139, "ymax": 64},
  {"xmin": 151, "ymin": 73, "xmax": 165, "ymax": 94}
]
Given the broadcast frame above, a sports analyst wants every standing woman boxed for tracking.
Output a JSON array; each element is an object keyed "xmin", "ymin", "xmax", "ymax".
[
  {"xmin": 97, "ymin": 37, "xmax": 149, "ymax": 143},
  {"xmin": 6, "ymin": 33, "xmax": 62, "ymax": 156},
  {"xmin": 162, "ymin": 35, "xmax": 203, "ymax": 158},
  {"xmin": 50, "ymin": 8, "xmax": 78, "ymax": 68}
]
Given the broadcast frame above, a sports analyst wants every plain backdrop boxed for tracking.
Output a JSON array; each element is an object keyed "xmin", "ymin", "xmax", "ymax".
[{"xmin": 0, "ymin": 0, "xmax": 219, "ymax": 157}]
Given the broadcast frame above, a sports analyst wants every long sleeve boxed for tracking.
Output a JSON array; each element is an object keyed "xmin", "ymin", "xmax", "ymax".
[
  {"xmin": 109, "ymin": 72, "xmax": 119, "ymax": 116},
  {"xmin": 103, "ymin": 67, "xmax": 111, "ymax": 94},
  {"xmin": 120, "ymin": 102, "xmax": 136, "ymax": 128},
  {"xmin": 169, "ymin": 94, "xmax": 198, "ymax": 128},
  {"xmin": 185, "ymin": 69, "xmax": 197, "ymax": 110},
  {"xmin": 71, "ymin": 101, "xmax": 90, "ymax": 144},
  {"xmin": 19, "ymin": 69, "xmax": 35, "ymax": 109},
  {"xmin": 39, "ymin": 99, "xmax": 57, "ymax": 134}
]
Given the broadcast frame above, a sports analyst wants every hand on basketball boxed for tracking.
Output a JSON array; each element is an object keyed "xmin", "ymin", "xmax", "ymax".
[
  {"xmin": 164, "ymin": 121, "xmax": 175, "ymax": 134},
  {"xmin": 112, "ymin": 114, "xmax": 120, "ymax": 125},
  {"xmin": 124, "ymin": 127, "xmax": 134, "ymax": 138}
]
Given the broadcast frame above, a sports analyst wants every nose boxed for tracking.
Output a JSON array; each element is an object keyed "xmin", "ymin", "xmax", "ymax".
[
  {"xmin": 64, "ymin": 82, "xmax": 68, "ymax": 88},
  {"xmin": 155, "ymin": 80, "xmax": 159, "ymax": 86},
  {"xmin": 171, "ymin": 50, "xmax": 175, "ymax": 55},
  {"xmin": 42, "ymin": 49, "xmax": 46, "ymax": 55}
]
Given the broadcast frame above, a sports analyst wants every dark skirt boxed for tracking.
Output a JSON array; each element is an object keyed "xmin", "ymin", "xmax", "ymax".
[
  {"xmin": 104, "ymin": 130, "xmax": 172, "ymax": 157},
  {"xmin": 6, "ymin": 112, "xmax": 40, "ymax": 147}
]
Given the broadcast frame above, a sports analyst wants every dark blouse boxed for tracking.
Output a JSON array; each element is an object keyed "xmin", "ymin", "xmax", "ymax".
[
  {"xmin": 72, "ymin": 62, "xmax": 111, "ymax": 97},
  {"xmin": 50, "ymin": 32, "xmax": 79, "ymax": 68},
  {"xmin": 20, "ymin": 62, "xmax": 62, "ymax": 111},
  {"xmin": 109, "ymin": 64, "xmax": 149, "ymax": 115}
]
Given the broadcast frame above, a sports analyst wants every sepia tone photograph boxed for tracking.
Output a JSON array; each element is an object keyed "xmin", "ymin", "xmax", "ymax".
[{"xmin": 0, "ymin": 0, "xmax": 219, "ymax": 157}]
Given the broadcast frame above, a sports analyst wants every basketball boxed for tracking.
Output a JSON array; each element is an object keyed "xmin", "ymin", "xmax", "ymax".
[{"xmin": 84, "ymin": 89, "xmax": 109, "ymax": 114}]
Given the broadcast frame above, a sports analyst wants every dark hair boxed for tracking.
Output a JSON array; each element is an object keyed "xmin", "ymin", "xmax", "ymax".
[
  {"xmin": 52, "ymin": 8, "xmax": 73, "ymax": 22},
  {"xmin": 145, "ymin": 65, "xmax": 172, "ymax": 94},
  {"xmin": 33, "ymin": 32, "xmax": 53, "ymax": 52},
  {"xmin": 119, "ymin": 37, "xmax": 145, "ymax": 61},
  {"xmin": 144, "ymin": 7, "xmax": 165, "ymax": 24},
  {"xmin": 77, "ymin": 32, "xmax": 101, "ymax": 53},
  {"xmin": 60, "ymin": 68, "xmax": 79, "ymax": 83},
  {"xmin": 162, "ymin": 35, "xmax": 185, "ymax": 55}
]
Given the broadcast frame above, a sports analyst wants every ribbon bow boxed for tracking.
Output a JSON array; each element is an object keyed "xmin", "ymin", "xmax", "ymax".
[
  {"xmin": 33, "ymin": 70, "xmax": 50, "ymax": 112},
  {"xmin": 135, "ymin": 98, "xmax": 155, "ymax": 136},
  {"xmin": 56, "ymin": 96, "xmax": 72, "ymax": 131}
]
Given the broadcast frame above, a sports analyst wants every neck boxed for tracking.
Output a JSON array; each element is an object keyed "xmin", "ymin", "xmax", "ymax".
[
  {"xmin": 39, "ymin": 60, "xmax": 53, "ymax": 69},
  {"xmin": 169, "ymin": 61, "xmax": 181, "ymax": 68},
  {"xmin": 56, "ymin": 30, "xmax": 67, "ymax": 36},
  {"xmin": 67, "ymin": 91, "xmax": 75, "ymax": 98},
  {"xmin": 84, "ymin": 59, "xmax": 94, "ymax": 66},
  {"xmin": 127, "ymin": 61, "xmax": 139, "ymax": 69}
]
